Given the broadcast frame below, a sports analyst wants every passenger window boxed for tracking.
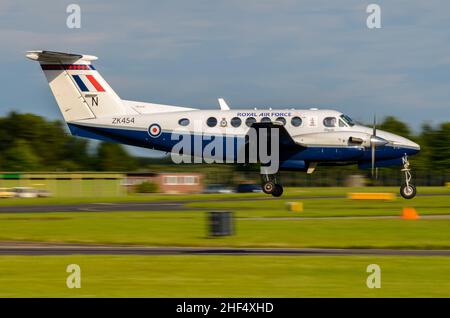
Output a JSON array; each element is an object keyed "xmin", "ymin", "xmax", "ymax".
[
  {"xmin": 231, "ymin": 117, "xmax": 242, "ymax": 128},
  {"xmin": 276, "ymin": 117, "xmax": 286, "ymax": 126},
  {"xmin": 245, "ymin": 117, "xmax": 256, "ymax": 127},
  {"xmin": 178, "ymin": 118, "xmax": 190, "ymax": 126},
  {"xmin": 291, "ymin": 116, "xmax": 302, "ymax": 127},
  {"xmin": 261, "ymin": 117, "xmax": 271, "ymax": 123},
  {"xmin": 206, "ymin": 117, "xmax": 217, "ymax": 127},
  {"xmin": 323, "ymin": 117, "xmax": 336, "ymax": 127}
]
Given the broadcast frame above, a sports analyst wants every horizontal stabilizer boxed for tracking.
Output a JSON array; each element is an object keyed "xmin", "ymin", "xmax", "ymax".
[{"xmin": 26, "ymin": 50, "xmax": 97, "ymax": 62}]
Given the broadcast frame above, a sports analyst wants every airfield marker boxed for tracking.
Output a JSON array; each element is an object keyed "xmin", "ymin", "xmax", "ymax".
[
  {"xmin": 402, "ymin": 207, "xmax": 419, "ymax": 220},
  {"xmin": 286, "ymin": 202, "xmax": 303, "ymax": 212}
]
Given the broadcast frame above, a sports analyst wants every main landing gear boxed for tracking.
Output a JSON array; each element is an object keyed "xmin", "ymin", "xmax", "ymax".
[
  {"xmin": 261, "ymin": 173, "xmax": 283, "ymax": 197},
  {"xmin": 400, "ymin": 155, "xmax": 416, "ymax": 199}
]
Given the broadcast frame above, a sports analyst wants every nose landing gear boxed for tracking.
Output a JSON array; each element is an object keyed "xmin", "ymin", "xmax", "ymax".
[
  {"xmin": 261, "ymin": 173, "xmax": 283, "ymax": 197},
  {"xmin": 400, "ymin": 155, "xmax": 416, "ymax": 199}
]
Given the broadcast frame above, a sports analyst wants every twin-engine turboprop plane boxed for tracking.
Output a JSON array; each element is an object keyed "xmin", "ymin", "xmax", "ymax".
[{"xmin": 27, "ymin": 50, "xmax": 420, "ymax": 198}]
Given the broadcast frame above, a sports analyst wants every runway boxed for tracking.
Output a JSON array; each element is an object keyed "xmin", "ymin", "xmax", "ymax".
[
  {"xmin": 0, "ymin": 242, "xmax": 449, "ymax": 256},
  {"xmin": 0, "ymin": 202, "xmax": 186, "ymax": 213}
]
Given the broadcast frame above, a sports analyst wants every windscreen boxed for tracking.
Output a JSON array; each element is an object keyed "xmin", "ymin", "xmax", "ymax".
[{"xmin": 340, "ymin": 114, "xmax": 355, "ymax": 126}]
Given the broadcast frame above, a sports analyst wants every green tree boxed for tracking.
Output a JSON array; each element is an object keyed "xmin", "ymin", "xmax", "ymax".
[
  {"xmin": 413, "ymin": 123, "xmax": 434, "ymax": 170},
  {"xmin": 96, "ymin": 142, "xmax": 137, "ymax": 171},
  {"xmin": 0, "ymin": 112, "xmax": 93, "ymax": 171},
  {"xmin": 62, "ymin": 138, "xmax": 93, "ymax": 170},
  {"xmin": 1, "ymin": 139, "xmax": 40, "ymax": 171},
  {"xmin": 427, "ymin": 123, "xmax": 450, "ymax": 171},
  {"xmin": 135, "ymin": 181, "xmax": 159, "ymax": 193},
  {"xmin": 378, "ymin": 116, "xmax": 411, "ymax": 138}
]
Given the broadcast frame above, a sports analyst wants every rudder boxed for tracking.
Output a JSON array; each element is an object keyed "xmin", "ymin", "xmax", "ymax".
[{"xmin": 26, "ymin": 50, "xmax": 135, "ymax": 122}]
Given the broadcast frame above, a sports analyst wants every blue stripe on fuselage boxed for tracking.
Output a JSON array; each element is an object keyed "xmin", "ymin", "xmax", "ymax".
[
  {"xmin": 68, "ymin": 123, "xmax": 246, "ymax": 161},
  {"xmin": 67, "ymin": 123, "xmax": 418, "ymax": 166}
]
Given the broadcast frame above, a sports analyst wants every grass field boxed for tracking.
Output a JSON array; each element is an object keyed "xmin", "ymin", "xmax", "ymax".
[
  {"xmin": 0, "ymin": 213, "xmax": 449, "ymax": 248},
  {"xmin": 0, "ymin": 186, "xmax": 448, "ymax": 206},
  {"xmin": 0, "ymin": 186, "xmax": 448, "ymax": 297},
  {"xmin": 0, "ymin": 255, "xmax": 449, "ymax": 297},
  {"xmin": 186, "ymin": 194, "xmax": 450, "ymax": 218},
  {"xmin": 0, "ymin": 194, "xmax": 449, "ymax": 248}
]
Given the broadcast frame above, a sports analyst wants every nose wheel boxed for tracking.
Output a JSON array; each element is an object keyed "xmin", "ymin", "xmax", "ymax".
[
  {"xmin": 400, "ymin": 155, "xmax": 416, "ymax": 199},
  {"xmin": 261, "ymin": 173, "xmax": 284, "ymax": 197}
]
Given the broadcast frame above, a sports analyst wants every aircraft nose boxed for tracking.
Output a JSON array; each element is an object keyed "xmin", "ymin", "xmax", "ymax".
[
  {"xmin": 407, "ymin": 140, "xmax": 421, "ymax": 155},
  {"xmin": 399, "ymin": 137, "xmax": 420, "ymax": 155},
  {"xmin": 376, "ymin": 129, "xmax": 420, "ymax": 156}
]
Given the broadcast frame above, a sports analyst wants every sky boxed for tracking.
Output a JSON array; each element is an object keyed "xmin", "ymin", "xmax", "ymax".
[{"xmin": 0, "ymin": 0, "xmax": 449, "ymax": 155}]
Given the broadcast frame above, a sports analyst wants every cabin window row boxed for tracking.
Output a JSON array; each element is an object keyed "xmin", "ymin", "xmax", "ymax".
[
  {"xmin": 179, "ymin": 116, "xmax": 356, "ymax": 128},
  {"xmin": 178, "ymin": 116, "xmax": 303, "ymax": 128}
]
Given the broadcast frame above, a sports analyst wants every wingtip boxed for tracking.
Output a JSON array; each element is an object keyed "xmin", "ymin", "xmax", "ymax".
[{"xmin": 25, "ymin": 51, "xmax": 42, "ymax": 60}]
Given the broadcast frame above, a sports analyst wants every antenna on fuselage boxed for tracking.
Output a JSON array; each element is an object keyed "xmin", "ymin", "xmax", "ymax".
[{"xmin": 218, "ymin": 98, "xmax": 230, "ymax": 110}]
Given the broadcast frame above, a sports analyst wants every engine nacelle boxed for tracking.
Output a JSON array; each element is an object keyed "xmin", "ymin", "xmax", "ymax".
[{"xmin": 280, "ymin": 160, "xmax": 309, "ymax": 171}]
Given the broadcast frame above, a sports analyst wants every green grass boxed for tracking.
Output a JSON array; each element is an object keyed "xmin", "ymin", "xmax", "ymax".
[
  {"xmin": 186, "ymin": 195, "xmax": 450, "ymax": 218},
  {"xmin": 0, "ymin": 188, "xmax": 449, "ymax": 248},
  {"xmin": 0, "ymin": 186, "xmax": 448, "ymax": 206},
  {"xmin": 0, "ymin": 187, "xmax": 448, "ymax": 297},
  {"xmin": 0, "ymin": 210, "xmax": 450, "ymax": 249},
  {"xmin": 0, "ymin": 255, "xmax": 449, "ymax": 297}
]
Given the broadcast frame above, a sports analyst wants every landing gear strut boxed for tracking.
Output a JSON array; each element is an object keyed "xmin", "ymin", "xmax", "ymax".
[
  {"xmin": 261, "ymin": 173, "xmax": 283, "ymax": 197},
  {"xmin": 400, "ymin": 155, "xmax": 416, "ymax": 199}
]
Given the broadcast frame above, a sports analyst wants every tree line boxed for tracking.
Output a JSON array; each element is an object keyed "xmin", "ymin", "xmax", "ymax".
[
  {"xmin": 0, "ymin": 112, "xmax": 448, "ymax": 172},
  {"xmin": 378, "ymin": 116, "xmax": 450, "ymax": 172},
  {"xmin": 0, "ymin": 112, "xmax": 137, "ymax": 171}
]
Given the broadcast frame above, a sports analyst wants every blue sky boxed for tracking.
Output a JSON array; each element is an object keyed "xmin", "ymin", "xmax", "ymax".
[{"xmin": 0, "ymin": 0, "xmax": 449, "ymax": 155}]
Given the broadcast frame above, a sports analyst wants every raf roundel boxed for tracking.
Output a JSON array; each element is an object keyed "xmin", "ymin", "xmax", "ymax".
[{"xmin": 148, "ymin": 124, "xmax": 161, "ymax": 138}]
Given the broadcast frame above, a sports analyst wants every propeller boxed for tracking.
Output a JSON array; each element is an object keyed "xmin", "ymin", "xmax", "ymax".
[
  {"xmin": 348, "ymin": 115, "xmax": 389, "ymax": 177},
  {"xmin": 371, "ymin": 115, "xmax": 376, "ymax": 177},
  {"xmin": 369, "ymin": 114, "xmax": 388, "ymax": 177}
]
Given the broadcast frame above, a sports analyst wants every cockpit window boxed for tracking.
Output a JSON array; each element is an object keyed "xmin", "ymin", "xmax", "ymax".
[
  {"xmin": 323, "ymin": 117, "xmax": 337, "ymax": 127},
  {"xmin": 340, "ymin": 114, "xmax": 355, "ymax": 127}
]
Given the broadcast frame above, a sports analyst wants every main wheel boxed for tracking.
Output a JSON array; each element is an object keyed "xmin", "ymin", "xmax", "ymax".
[
  {"xmin": 262, "ymin": 181, "xmax": 275, "ymax": 194},
  {"xmin": 400, "ymin": 184, "xmax": 416, "ymax": 199},
  {"xmin": 271, "ymin": 184, "xmax": 283, "ymax": 197}
]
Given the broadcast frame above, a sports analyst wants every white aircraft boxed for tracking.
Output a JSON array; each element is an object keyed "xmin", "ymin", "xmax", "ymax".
[{"xmin": 27, "ymin": 50, "xmax": 420, "ymax": 198}]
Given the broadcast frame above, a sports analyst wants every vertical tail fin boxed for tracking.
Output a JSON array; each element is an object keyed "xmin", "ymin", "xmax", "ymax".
[{"xmin": 26, "ymin": 50, "xmax": 136, "ymax": 122}]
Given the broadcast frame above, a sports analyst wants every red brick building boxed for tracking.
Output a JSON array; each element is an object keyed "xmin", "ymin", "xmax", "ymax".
[{"xmin": 125, "ymin": 172, "xmax": 204, "ymax": 194}]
